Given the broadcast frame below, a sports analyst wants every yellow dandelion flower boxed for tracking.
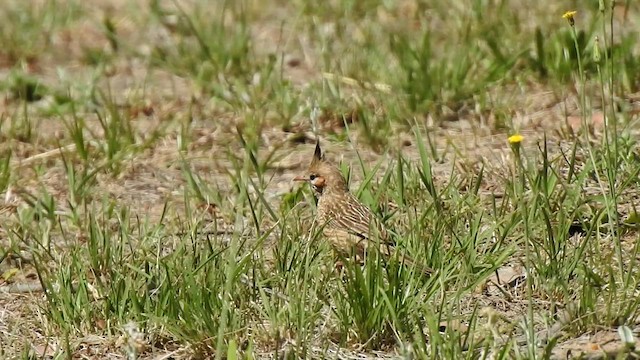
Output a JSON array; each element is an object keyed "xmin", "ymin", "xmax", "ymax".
[
  {"xmin": 562, "ymin": 10, "xmax": 577, "ymax": 26},
  {"xmin": 508, "ymin": 134, "xmax": 524, "ymax": 144}
]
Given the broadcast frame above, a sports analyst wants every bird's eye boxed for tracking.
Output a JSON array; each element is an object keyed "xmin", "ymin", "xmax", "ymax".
[{"xmin": 309, "ymin": 174, "xmax": 317, "ymax": 180}]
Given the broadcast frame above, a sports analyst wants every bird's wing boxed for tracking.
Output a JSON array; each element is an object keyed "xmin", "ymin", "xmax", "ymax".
[{"xmin": 327, "ymin": 195, "xmax": 390, "ymax": 243}]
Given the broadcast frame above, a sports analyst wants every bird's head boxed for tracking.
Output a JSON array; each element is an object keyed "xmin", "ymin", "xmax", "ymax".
[{"xmin": 294, "ymin": 141, "xmax": 348, "ymax": 196}]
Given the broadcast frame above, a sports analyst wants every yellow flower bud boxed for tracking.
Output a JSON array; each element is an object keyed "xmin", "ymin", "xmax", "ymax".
[{"xmin": 562, "ymin": 11, "xmax": 577, "ymax": 26}]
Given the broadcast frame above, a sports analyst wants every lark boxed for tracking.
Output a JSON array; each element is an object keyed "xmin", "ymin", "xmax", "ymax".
[{"xmin": 294, "ymin": 142, "xmax": 431, "ymax": 274}]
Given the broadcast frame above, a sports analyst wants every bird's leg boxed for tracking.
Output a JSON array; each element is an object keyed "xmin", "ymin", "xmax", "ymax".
[{"xmin": 334, "ymin": 259, "xmax": 346, "ymax": 274}]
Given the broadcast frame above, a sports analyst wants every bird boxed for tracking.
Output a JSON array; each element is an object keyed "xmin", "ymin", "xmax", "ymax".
[{"xmin": 293, "ymin": 141, "xmax": 431, "ymax": 274}]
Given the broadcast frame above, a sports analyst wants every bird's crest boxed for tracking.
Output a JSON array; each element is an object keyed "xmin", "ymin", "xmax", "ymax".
[{"xmin": 312, "ymin": 141, "xmax": 324, "ymax": 165}]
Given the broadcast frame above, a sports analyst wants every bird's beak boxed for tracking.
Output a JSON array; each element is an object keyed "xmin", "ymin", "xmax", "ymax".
[{"xmin": 293, "ymin": 175, "xmax": 308, "ymax": 182}]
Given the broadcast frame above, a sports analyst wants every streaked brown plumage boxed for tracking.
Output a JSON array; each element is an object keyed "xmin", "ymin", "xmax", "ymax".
[
  {"xmin": 294, "ymin": 142, "xmax": 388, "ymax": 253},
  {"xmin": 294, "ymin": 142, "xmax": 431, "ymax": 274}
]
